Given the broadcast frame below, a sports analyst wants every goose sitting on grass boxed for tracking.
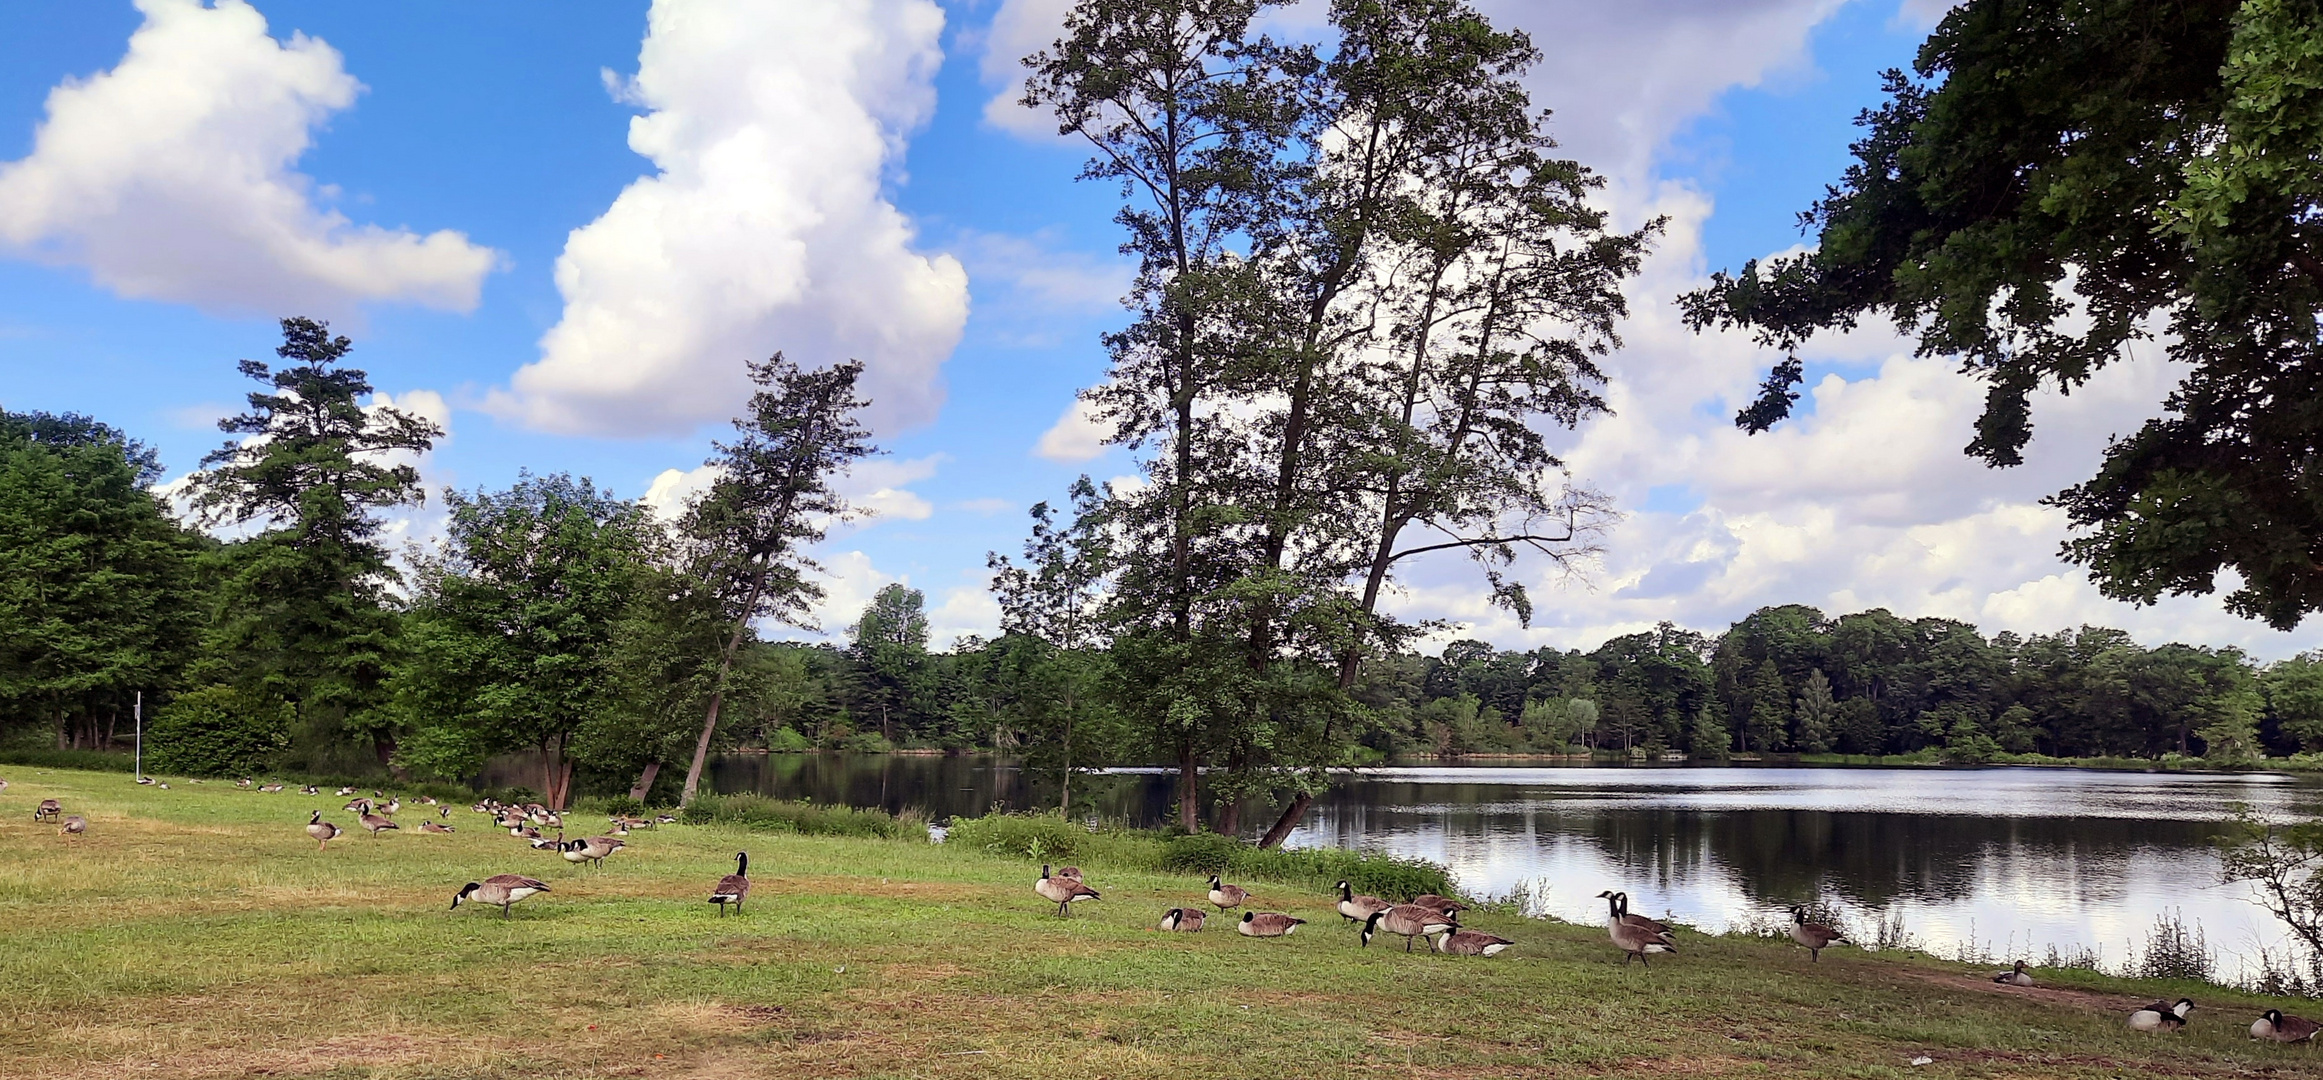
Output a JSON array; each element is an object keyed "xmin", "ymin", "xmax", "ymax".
[
  {"xmin": 2253, "ymin": 1009, "xmax": 2318, "ymax": 1043},
  {"xmin": 1992, "ymin": 960, "xmax": 2034, "ymax": 987},
  {"xmin": 1433, "ymin": 928, "xmax": 1513, "ymax": 956},
  {"xmin": 1158, "ymin": 907, "xmax": 1205, "ymax": 932},
  {"xmin": 2129, "ymin": 999, "xmax": 2194, "ymax": 1032},
  {"xmin": 1237, "ymin": 911, "xmax": 1303, "ymax": 938}
]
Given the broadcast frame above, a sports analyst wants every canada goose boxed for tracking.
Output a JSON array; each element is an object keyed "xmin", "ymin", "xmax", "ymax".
[
  {"xmin": 1207, "ymin": 874, "xmax": 1249, "ymax": 911},
  {"xmin": 656, "ymin": 814, "xmax": 678, "ymax": 825},
  {"xmin": 336, "ymin": 786, "xmax": 357, "ymax": 797},
  {"xmin": 565, "ymin": 836, "xmax": 623, "ymax": 868},
  {"xmin": 529, "ymin": 835, "xmax": 563, "ymax": 850},
  {"xmin": 301, "ymin": 785, "xmax": 319, "ymax": 796},
  {"xmin": 1433, "ymin": 929, "xmax": 1513, "ymax": 957},
  {"xmin": 306, "ymin": 810, "xmax": 343, "ymax": 849},
  {"xmin": 439, "ymin": 806, "xmax": 452, "ymax": 820},
  {"xmin": 156, "ymin": 782, "xmax": 169, "ymax": 790},
  {"xmin": 419, "ymin": 820, "xmax": 455, "ymax": 834},
  {"xmin": 1605, "ymin": 892, "xmax": 1678, "ymax": 965},
  {"xmin": 418, "ymin": 796, "xmax": 438, "ymax": 806},
  {"xmin": 259, "ymin": 783, "xmax": 283, "ymax": 793},
  {"xmin": 1238, "ymin": 911, "xmax": 1304, "ymax": 937},
  {"xmin": 382, "ymin": 798, "xmax": 401, "ymax": 815},
  {"xmin": 1055, "ymin": 866, "xmax": 1083, "ymax": 880},
  {"xmin": 1992, "ymin": 960, "xmax": 2034, "ymax": 987},
  {"xmin": 1598, "ymin": 891, "xmax": 1670, "ymax": 935},
  {"xmin": 138, "ymin": 776, "xmax": 155, "ymax": 785},
  {"xmin": 1788, "ymin": 906, "xmax": 1848, "ymax": 962},
  {"xmin": 452, "ymin": 874, "xmax": 550, "ymax": 918},
  {"xmin": 358, "ymin": 811, "xmax": 399, "ymax": 838},
  {"xmin": 1035, "ymin": 864, "xmax": 1099, "ymax": 916},
  {"xmin": 234, "ymin": 777, "xmax": 251, "ymax": 788},
  {"xmin": 0, "ymin": 778, "xmax": 9, "ymax": 790},
  {"xmin": 1362, "ymin": 905, "xmax": 1456, "ymax": 952},
  {"xmin": 34, "ymin": 799, "xmax": 61, "ymax": 822},
  {"xmin": 609, "ymin": 815, "xmax": 645, "ymax": 831},
  {"xmin": 709, "ymin": 852, "xmax": 751, "ymax": 916},
  {"xmin": 1411, "ymin": 893, "xmax": 1468, "ymax": 917},
  {"xmin": 1336, "ymin": 880, "xmax": 1391, "ymax": 924},
  {"xmin": 58, "ymin": 815, "xmax": 86, "ymax": 836},
  {"xmin": 1158, "ymin": 907, "xmax": 1205, "ymax": 931},
  {"xmin": 2255, "ymin": 1009, "xmax": 2319, "ymax": 1043},
  {"xmin": 2128, "ymin": 999, "xmax": 2194, "ymax": 1032},
  {"xmin": 345, "ymin": 797, "xmax": 373, "ymax": 813}
]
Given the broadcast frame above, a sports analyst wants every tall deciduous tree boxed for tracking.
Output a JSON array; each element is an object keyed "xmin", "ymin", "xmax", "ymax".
[
  {"xmin": 848, "ymin": 583, "xmax": 932, "ymax": 743},
  {"xmin": 188, "ymin": 317, "xmax": 438, "ymax": 767},
  {"xmin": 393, "ymin": 473, "xmax": 653, "ymax": 809},
  {"xmin": 676, "ymin": 354, "xmax": 877, "ymax": 805},
  {"xmin": 1681, "ymin": 0, "xmax": 2323, "ymax": 629},
  {"xmin": 0, "ymin": 411, "xmax": 205, "ymax": 747},
  {"xmin": 990, "ymin": 477, "xmax": 1118, "ymax": 811}
]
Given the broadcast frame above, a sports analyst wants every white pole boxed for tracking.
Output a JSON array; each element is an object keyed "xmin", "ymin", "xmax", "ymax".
[{"xmin": 134, "ymin": 690, "xmax": 143, "ymax": 781}]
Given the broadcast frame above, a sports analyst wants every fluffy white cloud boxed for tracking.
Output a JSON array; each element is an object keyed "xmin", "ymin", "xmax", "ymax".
[
  {"xmin": 639, "ymin": 452, "xmax": 941, "ymax": 529},
  {"xmin": 0, "ymin": 0, "xmax": 495, "ymax": 315},
  {"xmin": 1034, "ymin": 395, "xmax": 1110, "ymax": 461},
  {"xmin": 494, "ymin": 0, "xmax": 969, "ymax": 438}
]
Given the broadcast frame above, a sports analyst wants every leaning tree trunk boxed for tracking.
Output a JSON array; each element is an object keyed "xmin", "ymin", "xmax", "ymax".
[
  {"xmin": 629, "ymin": 760, "xmax": 661, "ymax": 802},
  {"xmin": 679, "ymin": 564, "xmax": 771, "ymax": 807}
]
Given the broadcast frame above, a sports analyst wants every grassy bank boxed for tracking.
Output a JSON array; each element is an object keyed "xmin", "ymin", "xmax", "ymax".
[{"xmin": 2, "ymin": 767, "xmax": 2318, "ymax": 1079}]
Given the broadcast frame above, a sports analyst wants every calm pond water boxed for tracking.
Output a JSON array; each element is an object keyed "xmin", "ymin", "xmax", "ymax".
[{"xmin": 709, "ymin": 754, "xmax": 2323, "ymax": 976}]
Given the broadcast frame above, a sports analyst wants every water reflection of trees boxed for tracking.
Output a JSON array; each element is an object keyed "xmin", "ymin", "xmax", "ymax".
[
  {"xmin": 1303, "ymin": 783, "xmax": 2229, "ymax": 907},
  {"xmin": 706, "ymin": 756, "xmax": 2236, "ymax": 912}
]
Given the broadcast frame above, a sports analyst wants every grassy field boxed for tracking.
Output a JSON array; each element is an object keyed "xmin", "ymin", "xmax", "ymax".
[{"xmin": 2, "ymin": 769, "xmax": 2318, "ymax": 1079}]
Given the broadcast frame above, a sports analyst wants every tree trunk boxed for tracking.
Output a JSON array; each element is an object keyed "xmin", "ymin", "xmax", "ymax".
[
  {"xmin": 1059, "ymin": 696, "xmax": 1073, "ymax": 815},
  {"xmin": 1176, "ymin": 751, "xmax": 1199, "ymax": 833},
  {"xmin": 629, "ymin": 760, "xmax": 661, "ymax": 802},
  {"xmin": 1219, "ymin": 796, "xmax": 1243, "ymax": 836},
  {"xmin": 680, "ymin": 564, "xmax": 771, "ymax": 806},
  {"xmin": 1258, "ymin": 793, "xmax": 1311, "ymax": 849}
]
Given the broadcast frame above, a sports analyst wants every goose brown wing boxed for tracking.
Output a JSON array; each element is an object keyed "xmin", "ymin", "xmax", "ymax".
[{"xmin": 485, "ymin": 874, "xmax": 550, "ymax": 890}]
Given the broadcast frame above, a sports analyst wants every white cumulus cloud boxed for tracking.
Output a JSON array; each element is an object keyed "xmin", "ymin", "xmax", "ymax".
[
  {"xmin": 494, "ymin": 0, "xmax": 969, "ymax": 438},
  {"xmin": 0, "ymin": 0, "xmax": 496, "ymax": 316},
  {"xmin": 1034, "ymin": 395, "xmax": 1110, "ymax": 462}
]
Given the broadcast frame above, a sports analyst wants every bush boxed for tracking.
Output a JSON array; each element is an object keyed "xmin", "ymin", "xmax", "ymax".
[
  {"xmin": 599, "ymin": 794, "xmax": 645, "ymax": 818},
  {"xmin": 680, "ymin": 794, "xmax": 925, "ymax": 841},
  {"xmin": 944, "ymin": 811, "xmax": 1086, "ymax": 863},
  {"xmin": 838, "ymin": 731, "xmax": 894, "ymax": 754},
  {"xmin": 767, "ymin": 726, "xmax": 813, "ymax": 753},
  {"xmin": 144, "ymin": 685, "xmax": 290, "ymax": 776},
  {"xmin": 0, "ymin": 747, "xmax": 135, "ymax": 772},
  {"xmin": 942, "ymin": 812, "xmax": 1457, "ymax": 899}
]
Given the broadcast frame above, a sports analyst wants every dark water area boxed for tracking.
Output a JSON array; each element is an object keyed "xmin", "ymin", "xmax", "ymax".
[{"xmin": 710, "ymin": 754, "xmax": 2323, "ymax": 974}]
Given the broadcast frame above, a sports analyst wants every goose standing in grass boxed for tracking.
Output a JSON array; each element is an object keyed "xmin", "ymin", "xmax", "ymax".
[
  {"xmin": 2129, "ymin": 999, "xmax": 2194, "ymax": 1032},
  {"xmin": 1411, "ymin": 893, "xmax": 1467, "ymax": 917},
  {"xmin": 1158, "ymin": 907, "xmax": 1205, "ymax": 932},
  {"xmin": 1603, "ymin": 891, "xmax": 1678, "ymax": 966},
  {"xmin": 1238, "ymin": 911, "xmax": 1303, "ymax": 938},
  {"xmin": 1206, "ymin": 875, "xmax": 1249, "ymax": 912},
  {"xmin": 1335, "ymin": 881, "xmax": 1390, "ymax": 924},
  {"xmin": 1433, "ymin": 928, "xmax": 1513, "ymax": 956},
  {"xmin": 419, "ymin": 820, "xmax": 455, "ymax": 834},
  {"xmin": 358, "ymin": 810, "xmax": 399, "ymax": 838},
  {"xmin": 1992, "ymin": 960, "xmax": 2035, "ymax": 986},
  {"xmin": 306, "ymin": 810, "xmax": 343, "ymax": 850},
  {"xmin": 1035, "ymin": 864, "xmax": 1099, "ymax": 916},
  {"xmin": 709, "ymin": 852, "xmax": 751, "ymax": 916},
  {"xmin": 1788, "ymin": 907, "xmax": 1848, "ymax": 963},
  {"xmin": 58, "ymin": 815, "xmax": 86, "ymax": 836},
  {"xmin": 2254, "ymin": 1009, "xmax": 2319, "ymax": 1043},
  {"xmin": 1361, "ymin": 905, "xmax": 1456, "ymax": 953},
  {"xmin": 35, "ymin": 799, "xmax": 61, "ymax": 822},
  {"xmin": 452, "ymin": 875, "xmax": 550, "ymax": 918},
  {"xmin": 564, "ymin": 835, "xmax": 623, "ymax": 869},
  {"xmin": 382, "ymin": 798, "xmax": 400, "ymax": 815}
]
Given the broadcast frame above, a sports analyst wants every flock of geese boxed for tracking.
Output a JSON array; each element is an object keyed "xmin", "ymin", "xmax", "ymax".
[{"xmin": 14, "ymin": 774, "xmax": 2323, "ymax": 1044}]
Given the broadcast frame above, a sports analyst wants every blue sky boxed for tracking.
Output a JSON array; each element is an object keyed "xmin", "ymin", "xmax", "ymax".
[{"xmin": 4, "ymin": 0, "xmax": 2318, "ymax": 658}]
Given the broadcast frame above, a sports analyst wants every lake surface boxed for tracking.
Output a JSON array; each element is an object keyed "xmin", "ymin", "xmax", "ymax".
[{"xmin": 709, "ymin": 754, "xmax": 2323, "ymax": 977}]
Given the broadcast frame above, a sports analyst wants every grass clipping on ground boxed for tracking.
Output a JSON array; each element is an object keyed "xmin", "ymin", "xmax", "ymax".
[{"xmin": 0, "ymin": 769, "xmax": 2313, "ymax": 1079}]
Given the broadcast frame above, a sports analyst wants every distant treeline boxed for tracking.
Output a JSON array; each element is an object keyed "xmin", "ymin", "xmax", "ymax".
[{"xmin": 8, "ymin": 386, "xmax": 2319, "ymax": 808}]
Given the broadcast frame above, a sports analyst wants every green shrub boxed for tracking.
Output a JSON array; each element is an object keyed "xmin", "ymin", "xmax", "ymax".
[
  {"xmin": 598, "ymin": 794, "xmax": 645, "ymax": 818},
  {"xmin": 941, "ymin": 813, "xmax": 1457, "ymax": 899},
  {"xmin": 943, "ymin": 811, "xmax": 1085, "ymax": 862},
  {"xmin": 0, "ymin": 747, "xmax": 135, "ymax": 772},
  {"xmin": 144, "ymin": 685, "xmax": 290, "ymax": 776},
  {"xmin": 767, "ymin": 727, "xmax": 813, "ymax": 753},
  {"xmin": 680, "ymin": 794, "xmax": 924, "ymax": 841},
  {"xmin": 838, "ymin": 731, "xmax": 894, "ymax": 754}
]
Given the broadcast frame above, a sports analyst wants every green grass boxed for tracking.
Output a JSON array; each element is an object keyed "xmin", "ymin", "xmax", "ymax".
[{"xmin": 1, "ymin": 767, "xmax": 2317, "ymax": 1079}]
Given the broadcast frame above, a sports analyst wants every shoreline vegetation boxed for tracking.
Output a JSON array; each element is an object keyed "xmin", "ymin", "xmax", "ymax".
[{"xmin": 5, "ymin": 766, "xmax": 2320, "ymax": 1079}]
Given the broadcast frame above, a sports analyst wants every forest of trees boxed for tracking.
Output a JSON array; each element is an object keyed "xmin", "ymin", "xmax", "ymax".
[{"xmin": 13, "ymin": 0, "xmax": 2323, "ymax": 845}]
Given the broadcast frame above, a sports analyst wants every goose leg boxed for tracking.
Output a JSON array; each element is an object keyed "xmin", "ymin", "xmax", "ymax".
[{"xmin": 1405, "ymin": 935, "xmax": 1414, "ymax": 953}]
